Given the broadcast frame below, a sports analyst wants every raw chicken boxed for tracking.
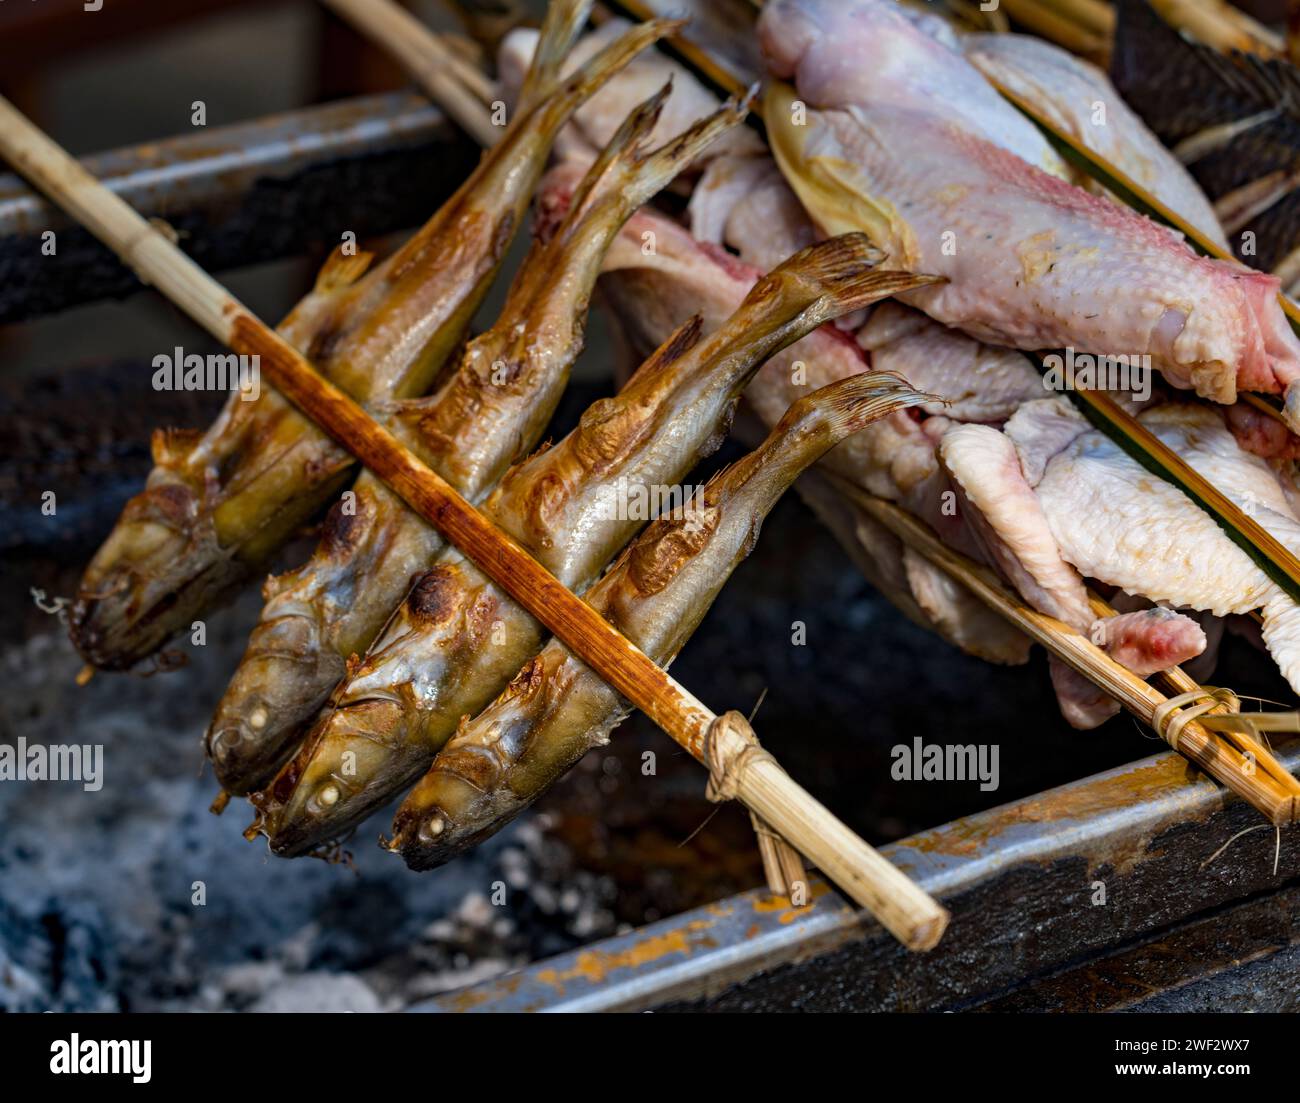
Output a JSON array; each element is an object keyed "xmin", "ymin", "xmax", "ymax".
[
  {"xmin": 961, "ymin": 32, "xmax": 1229, "ymax": 249},
  {"xmin": 759, "ymin": 0, "xmax": 1069, "ymax": 177},
  {"xmin": 1092, "ymin": 608, "xmax": 1209, "ymax": 677},
  {"xmin": 1004, "ymin": 397, "xmax": 1091, "ymax": 487},
  {"xmin": 901, "ymin": 545, "xmax": 1033, "ymax": 665},
  {"xmin": 940, "ymin": 424, "xmax": 1094, "ymax": 633},
  {"xmin": 599, "ymin": 206, "xmax": 1041, "ymax": 666},
  {"xmin": 688, "ymin": 154, "xmax": 817, "ymax": 272},
  {"xmin": 759, "ymin": 0, "xmax": 1300, "ymax": 425},
  {"xmin": 940, "ymin": 415, "xmax": 1210, "ymax": 727},
  {"xmin": 1035, "ymin": 403, "xmax": 1300, "ymax": 692},
  {"xmin": 603, "ymin": 203, "xmax": 1221, "ymax": 723}
]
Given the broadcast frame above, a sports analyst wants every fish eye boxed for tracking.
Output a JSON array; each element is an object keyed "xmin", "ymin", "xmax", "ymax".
[
  {"xmin": 418, "ymin": 815, "xmax": 446, "ymax": 844},
  {"xmin": 308, "ymin": 784, "xmax": 340, "ymax": 814}
]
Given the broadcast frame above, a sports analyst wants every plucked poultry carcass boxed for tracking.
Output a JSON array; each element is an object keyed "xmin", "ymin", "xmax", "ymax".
[{"xmin": 760, "ymin": 0, "xmax": 1300, "ymax": 426}]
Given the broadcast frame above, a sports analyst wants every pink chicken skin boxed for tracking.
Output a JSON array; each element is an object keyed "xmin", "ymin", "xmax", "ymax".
[{"xmin": 758, "ymin": 0, "xmax": 1300, "ymax": 429}]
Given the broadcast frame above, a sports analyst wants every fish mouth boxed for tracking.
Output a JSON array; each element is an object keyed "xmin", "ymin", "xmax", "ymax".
[
  {"xmin": 208, "ymin": 714, "xmax": 288, "ymax": 797},
  {"xmin": 387, "ymin": 803, "xmax": 471, "ymax": 872},
  {"xmin": 389, "ymin": 768, "xmax": 497, "ymax": 871},
  {"xmin": 252, "ymin": 750, "xmax": 389, "ymax": 859},
  {"xmin": 208, "ymin": 687, "xmax": 321, "ymax": 795},
  {"xmin": 255, "ymin": 789, "xmax": 345, "ymax": 858},
  {"xmin": 71, "ymin": 545, "xmax": 236, "ymax": 671},
  {"xmin": 245, "ymin": 795, "xmax": 354, "ymax": 862},
  {"xmin": 70, "ymin": 581, "xmax": 179, "ymax": 671}
]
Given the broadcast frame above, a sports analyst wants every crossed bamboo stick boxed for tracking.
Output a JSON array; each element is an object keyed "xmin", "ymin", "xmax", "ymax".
[{"xmin": 0, "ymin": 50, "xmax": 950, "ymax": 951}]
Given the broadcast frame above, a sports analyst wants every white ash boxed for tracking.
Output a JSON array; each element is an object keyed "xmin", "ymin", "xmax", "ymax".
[{"xmin": 0, "ymin": 609, "xmax": 617, "ymax": 1012}]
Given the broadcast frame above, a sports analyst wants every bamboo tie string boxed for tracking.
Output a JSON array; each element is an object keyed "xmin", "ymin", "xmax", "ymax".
[{"xmin": 1152, "ymin": 688, "xmax": 1241, "ymax": 754}]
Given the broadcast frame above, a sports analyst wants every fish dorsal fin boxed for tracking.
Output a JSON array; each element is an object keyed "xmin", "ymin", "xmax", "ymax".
[{"xmin": 312, "ymin": 246, "xmax": 376, "ymax": 295}]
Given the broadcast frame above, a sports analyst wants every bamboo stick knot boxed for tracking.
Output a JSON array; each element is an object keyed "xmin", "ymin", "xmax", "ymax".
[
  {"xmin": 704, "ymin": 710, "xmax": 777, "ymax": 803},
  {"xmin": 1152, "ymin": 686, "xmax": 1240, "ymax": 751}
]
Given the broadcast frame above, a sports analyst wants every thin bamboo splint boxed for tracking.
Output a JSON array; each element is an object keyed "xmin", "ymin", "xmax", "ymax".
[
  {"xmin": 319, "ymin": 0, "xmax": 501, "ymax": 146},
  {"xmin": 0, "ymin": 95, "xmax": 948, "ymax": 951},
  {"xmin": 829, "ymin": 475, "xmax": 1300, "ymax": 826},
  {"xmin": 984, "ymin": 0, "xmax": 1282, "ymax": 60},
  {"xmin": 995, "ymin": 0, "xmax": 1110, "ymax": 62},
  {"xmin": 1086, "ymin": 592, "xmax": 1300, "ymax": 802}
]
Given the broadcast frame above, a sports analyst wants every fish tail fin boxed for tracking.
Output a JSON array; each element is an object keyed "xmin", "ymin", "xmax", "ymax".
[
  {"xmin": 534, "ymin": 17, "xmax": 685, "ymax": 135},
  {"xmin": 312, "ymin": 245, "xmax": 376, "ymax": 294},
  {"xmin": 776, "ymin": 370, "xmax": 934, "ymax": 453},
  {"xmin": 752, "ymin": 233, "xmax": 940, "ymax": 331},
  {"xmin": 703, "ymin": 370, "xmax": 932, "ymax": 523},
  {"xmin": 516, "ymin": 0, "xmax": 595, "ymax": 114},
  {"xmin": 615, "ymin": 81, "xmax": 754, "ymax": 213},
  {"xmin": 546, "ymin": 78, "xmax": 747, "ymax": 254},
  {"xmin": 560, "ymin": 77, "xmax": 675, "ymax": 222}
]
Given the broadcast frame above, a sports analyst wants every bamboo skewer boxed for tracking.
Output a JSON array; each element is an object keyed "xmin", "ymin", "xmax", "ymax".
[
  {"xmin": 320, "ymin": 0, "xmax": 800, "ymax": 901},
  {"xmin": 997, "ymin": 0, "xmax": 1110, "ymax": 62},
  {"xmin": 828, "ymin": 477, "xmax": 1300, "ymax": 825},
  {"xmin": 581, "ymin": 0, "xmax": 1300, "ymax": 821},
  {"xmin": 1035, "ymin": 0, "xmax": 1115, "ymax": 38},
  {"xmin": 0, "ymin": 94, "xmax": 948, "ymax": 951},
  {"xmin": 998, "ymin": 0, "xmax": 1284, "ymax": 59},
  {"xmin": 745, "ymin": 689, "xmax": 808, "ymax": 901},
  {"xmin": 599, "ymin": 0, "xmax": 761, "ymax": 104},
  {"xmin": 1150, "ymin": 0, "xmax": 1285, "ymax": 58},
  {"xmin": 346, "ymin": 0, "xmax": 806, "ymax": 901},
  {"xmin": 319, "ymin": 0, "xmax": 501, "ymax": 146}
]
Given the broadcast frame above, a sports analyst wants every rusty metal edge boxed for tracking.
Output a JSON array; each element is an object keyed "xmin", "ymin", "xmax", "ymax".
[
  {"xmin": 409, "ymin": 739, "xmax": 1300, "ymax": 1012},
  {"xmin": 0, "ymin": 92, "xmax": 450, "ymax": 237}
]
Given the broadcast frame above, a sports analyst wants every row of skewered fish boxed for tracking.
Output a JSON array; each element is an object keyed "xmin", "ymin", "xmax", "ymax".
[
  {"xmin": 68, "ymin": 0, "xmax": 924, "ymax": 865},
  {"xmin": 68, "ymin": 0, "xmax": 1300, "ymax": 868}
]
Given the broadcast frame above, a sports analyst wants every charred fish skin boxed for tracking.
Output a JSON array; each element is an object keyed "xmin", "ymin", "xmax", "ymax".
[
  {"xmin": 250, "ymin": 236, "xmax": 934, "ymax": 857},
  {"xmin": 69, "ymin": 251, "xmax": 369, "ymax": 672},
  {"xmin": 205, "ymin": 83, "xmax": 744, "ymax": 796},
  {"xmin": 68, "ymin": 1, "xmax": 668, "ymax": 672},
  {"xmin": 390, "ymin": 370, "xmax": 929, "ymax": 869}
]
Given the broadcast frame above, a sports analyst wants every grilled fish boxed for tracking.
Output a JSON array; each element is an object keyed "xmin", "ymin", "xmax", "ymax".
[
  {"xmin": 69, "ymin": 0, "xmax": 664, "ymax": 670},
  {"xmin": 205, "ymin": 85, "xmax": 747, "ymax": 795},
  {"xmin": 599, "ymin": 200, "xmax": 1213, "ymax": 722},
  {"xmin": 389, "ymin": 370, "xmax": 929, "ymax": 869},
  {"xmin": 598, "ymin": 201, "xmax": 1040, "ymax": 658},
  {"xmin": 248, "ymin": 237, "xmax": 931, "ymax": 856},
  {"xmin": 498, "ymin": 16, "xmax": 764, "ymax": 171}
]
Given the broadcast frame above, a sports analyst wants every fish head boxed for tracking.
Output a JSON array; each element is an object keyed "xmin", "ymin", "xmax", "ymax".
[
  {"xmin": 249, "ymin": 695, "xmax": 417, "ymax": 857},
  {"xmin": 385, "ymin": 761, "xmax": 492, "ymax": 872},
  {"xmin": 70, "ymin": 464, "xmax": 213, "ymax": 670},
  {"xmin": 206, "ymin": 608, "xmax": 337, "ymax": 795}
]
